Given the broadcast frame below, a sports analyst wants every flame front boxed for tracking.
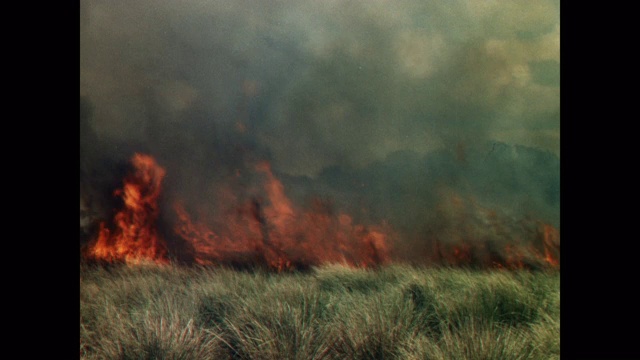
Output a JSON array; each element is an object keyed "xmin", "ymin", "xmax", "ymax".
[
  {"xmin": 82, "ymin": 153, "xmax": 558, "ymax": 271},
  {"xmin": 173, "ymin": 161, "xmax": 391, "ymax": 270},
  {"xmin": 430, "ymin": 193, "xmax": 560, "ymax": 270},
  {"xmin": 86, "ymin": 153, "xmax": 169, "ymax": 265}
]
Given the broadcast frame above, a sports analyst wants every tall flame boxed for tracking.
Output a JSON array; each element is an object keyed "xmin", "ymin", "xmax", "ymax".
[{"xmin": 86, "ymin": 153, "xmax": 169, "ymax": 264}]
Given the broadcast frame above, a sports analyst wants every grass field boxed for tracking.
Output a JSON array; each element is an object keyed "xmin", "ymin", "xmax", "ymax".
[{"xmin": 80, "ymin": 262, "xmax": 559, "ymax": 359}]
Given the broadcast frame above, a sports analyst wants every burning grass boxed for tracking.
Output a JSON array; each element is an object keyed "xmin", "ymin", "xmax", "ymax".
[
  {"xmin": 84, "ymin": 153, "xmax": 394, "ymax": 270},
  {"xmin": 82, "ymin": 153, "xmax": 559, "ymax": 272},
  {"xmin": 80, "ymin": 263, "xmax": 559, "ymax": 359}
]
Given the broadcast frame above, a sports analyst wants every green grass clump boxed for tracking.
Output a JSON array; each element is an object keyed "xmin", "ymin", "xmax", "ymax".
[{"xmin": 80, "ymin": 262, "xmax": 559, "ymax": 359}]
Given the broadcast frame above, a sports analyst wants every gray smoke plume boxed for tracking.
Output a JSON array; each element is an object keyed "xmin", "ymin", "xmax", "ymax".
[{"xmin": 80, "ymin": 0, "xmax": 560, "ymax": 265}]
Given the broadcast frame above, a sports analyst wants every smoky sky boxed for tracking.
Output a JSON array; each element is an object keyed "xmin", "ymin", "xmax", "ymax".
[{"xmin": 80, "ymin": 0, "xmax": 559, "ymax": 177}]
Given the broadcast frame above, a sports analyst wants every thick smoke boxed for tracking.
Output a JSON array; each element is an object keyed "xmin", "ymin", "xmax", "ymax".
[{"xmin": 80, "ymin": 0, "xmax": 560, "ymax": 266}]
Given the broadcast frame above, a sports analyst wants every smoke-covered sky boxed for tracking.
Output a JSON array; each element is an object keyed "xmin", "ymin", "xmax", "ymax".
[{"xmin": 80, "ymin": 0, "xmax": 559, "ymax": 177}]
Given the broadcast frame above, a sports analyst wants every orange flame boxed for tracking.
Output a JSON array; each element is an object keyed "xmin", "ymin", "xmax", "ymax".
[
  {"xmin": 432, "ymin": 192, "xmax": 560, "ymax": 270},
  {"xmin": 173, "ymin": 200, "xmax": 264, "ymax": 266},
  {"xmin": 86, "ymin": 153, "xmax": 169, "ymax": 265},
  {"xmin": 173, "ymin": 161, "xmax": 391, "ymax": 270},
  {"xmin": 541, "ymin": 223, "xmax": 560, "ymax": 267}
]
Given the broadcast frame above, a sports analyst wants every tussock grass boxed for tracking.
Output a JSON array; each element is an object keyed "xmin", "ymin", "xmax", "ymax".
[
  {"xmin": 399, "ymin": 321, "xmax": 539, "ymax": 360},
  {"xmin": 80, "ymin": 262, "xmax": 559, "ymax": 359}
]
